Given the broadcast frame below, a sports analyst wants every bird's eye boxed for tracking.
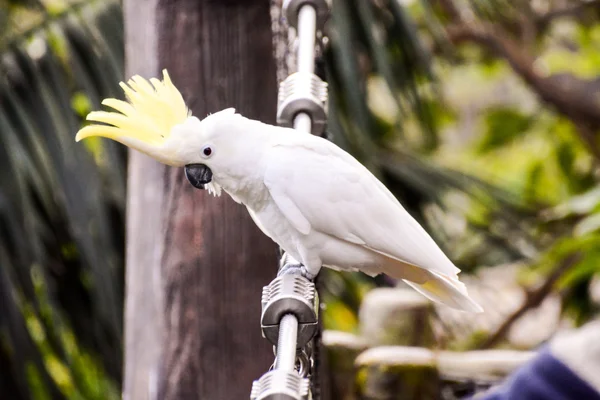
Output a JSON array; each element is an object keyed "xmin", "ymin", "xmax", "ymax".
[{"xmin": 201, "ymin": 145, "xmax": 213, "ymax": 158}]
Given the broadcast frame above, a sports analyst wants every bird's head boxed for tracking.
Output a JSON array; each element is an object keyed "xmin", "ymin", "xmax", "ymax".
[{"xmin": 75, "ymin": 70, "xmax": 252, "ymax": 196}]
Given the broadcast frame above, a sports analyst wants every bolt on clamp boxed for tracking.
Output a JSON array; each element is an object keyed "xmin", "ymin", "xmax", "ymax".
[
  {"xmin": 296, "ymin": 347, "xmax": 312, "ymax": 378},
  {"xmin": 261, "ymin": 274, "xmax": 319, "ymax": 348},
  {"xmin": 277, "ymin": 72, "xmax": 328, "ymax": 136},
  {"xmin": 250, "ymin": 369, "xmax": 310, "ymax": 400}
]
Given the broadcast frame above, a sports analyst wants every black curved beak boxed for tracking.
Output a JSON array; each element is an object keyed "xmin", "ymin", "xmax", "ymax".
[{"xmin": 185, "ymin": 164, "xmax": 213, "ymax": 190}]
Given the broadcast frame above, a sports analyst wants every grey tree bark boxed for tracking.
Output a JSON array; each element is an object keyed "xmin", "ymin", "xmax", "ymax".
[{"xmin": 123, "ymin": 0, "xmax": 278, "ymax": 399}]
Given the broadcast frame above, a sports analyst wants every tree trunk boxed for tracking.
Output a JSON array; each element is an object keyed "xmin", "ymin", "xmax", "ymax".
[{"xmin": 123, "ymin": 1, "xmax": 278, "ymax": 399}]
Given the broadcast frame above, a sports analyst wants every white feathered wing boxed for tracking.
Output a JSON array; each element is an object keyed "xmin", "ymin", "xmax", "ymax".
[{"xmin": 263, "ymin": 133, "xmax": 482, "ymax": 313}]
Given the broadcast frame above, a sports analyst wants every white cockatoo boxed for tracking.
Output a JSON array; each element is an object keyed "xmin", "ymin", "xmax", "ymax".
[{"xmin": 76, "ymin": 70, "xmax": 482, "ymax": 313}]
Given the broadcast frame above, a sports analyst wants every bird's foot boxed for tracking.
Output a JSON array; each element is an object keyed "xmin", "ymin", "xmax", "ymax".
[{"xmin": 278, "ymin": 263, "xmax": 316, "ymax": 281}]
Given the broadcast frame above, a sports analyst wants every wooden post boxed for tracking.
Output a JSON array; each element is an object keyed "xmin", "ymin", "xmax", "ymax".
[
  {"xmin": 355, "ymin": 347, "xmax": 440, "ymax": 400},
  {"xmin": 123, "ymin": 0, "xmax": 279, "ymax": 399},
  {"xmin": 353, "ymin": 289, "xmax": 438, "ymax": 399},
  {"xmin": 322, "ymin": 331, "xmax": 368, "ymax": 400},
  {"xmin": 122, "ymin": 2, "xmax": 163, "ymax": 398},
  {"xmin": 359, "ymin": 288, "xmax": 436, "ymax": 348}
]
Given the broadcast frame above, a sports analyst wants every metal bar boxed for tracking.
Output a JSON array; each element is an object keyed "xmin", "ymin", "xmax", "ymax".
[
  {"xmin": 275, "ymin": 314, "xmax": 299, "ymax": 371},
  {"xmin": 296, "ymin": 5, "xmax": 317, "ymax": 75},
  {"xmin": 293, "ymin": 112, "xmax": 312, "ymax": 133},
  {"xmin": 251, "ymin": 3, "xmax": 325, "ymax": 398},
  {"xmin": 274, "ymin": 3, "xmax": 317, "ymax": 378},
  {"xmin": 282, "ymin": 1, "xmax": 316, "ymax": 372},
  {"xmin": 280, "ymin": 1, "xmax": 316, "ymax": 372},
  {"xmin": 294, "ymin": 4, "xmax": 317, "ymax": 134}
]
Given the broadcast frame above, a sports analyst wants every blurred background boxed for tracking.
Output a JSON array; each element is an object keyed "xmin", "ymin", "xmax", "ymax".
[{"xmin": 1, "ymin": 0, "xmax": 600, "ymax": 399}]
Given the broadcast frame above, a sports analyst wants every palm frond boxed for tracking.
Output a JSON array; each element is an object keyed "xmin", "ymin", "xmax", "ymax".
[{"xmin": 0, "ymin": 1, "xmax": 124, "ymax": 398}]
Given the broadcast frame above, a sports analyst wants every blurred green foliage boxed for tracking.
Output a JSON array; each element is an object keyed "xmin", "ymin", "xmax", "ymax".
[
  {"xmin": 477, "ymin": 106, "xmax": 534, "ymax": 153},
  {"xmin": 323, "ymin": 0, "xmax": 600, "ymax": 339},
  {"xmin": 0, "ymin": 0, "xmax": 124, "ymax": 398}
]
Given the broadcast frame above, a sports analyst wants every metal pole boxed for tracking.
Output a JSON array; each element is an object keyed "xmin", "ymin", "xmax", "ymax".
[
  {"xmin": 280, "ymin": 2, "xmax": 317, "ymax": 372},
  {"xmin": 293, "ymin": 4, "xmax": 317, "ymax": 134},
  {"xmin": 293, "ymin": 112, "xmax": 312, "ymax": 133},
  {"xmin": 297, "ymin": 5, "xmax": 317, "ymax": 75},
  {"xmin": 251, "ymin": 1, "xmax": 328, "ymax": 398},
  {"xmin": 275, "ymin": 314, "xmax": 299, "ymax": 370}
]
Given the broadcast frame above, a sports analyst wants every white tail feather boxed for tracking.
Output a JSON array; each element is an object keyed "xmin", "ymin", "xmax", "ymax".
[
  {"xmin": 377, "ymin": 254, "xmax": 483, "ymax": 313},
  {"xmin": 403, "ymin": 270, "xmax": 483, "ymax": 313}
]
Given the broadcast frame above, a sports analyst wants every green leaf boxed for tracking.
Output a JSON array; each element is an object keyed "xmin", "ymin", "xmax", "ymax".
[
  {"xmin": 524, "ymin": 162, "xmax": 543, "ymax": 204},
  {"xmin": 558, "ymin": 250, "xmax": 600, "ymax": 290},
  {"xmin": 545, "ymin": 187, "xmax": 600, "ymax": 220},
  {"xmin": 574, "ymin": 212, "xmax": 600, "ymax": 237},
  {"xmin": 477, "ymin": 106, "xmax": 533, "ymax": 153}
]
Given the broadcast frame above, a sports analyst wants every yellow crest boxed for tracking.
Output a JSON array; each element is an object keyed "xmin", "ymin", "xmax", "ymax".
[{"xmin": 75, "ymin": 69, "xmax": 190, "ymax": 146}]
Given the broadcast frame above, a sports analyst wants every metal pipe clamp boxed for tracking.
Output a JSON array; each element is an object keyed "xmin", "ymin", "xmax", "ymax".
[
  {"xmin": 250, "ymin": 369, "xmax": 310, "ymax": 400},
  {"xmin": 261, "ymin": 274, "xmax": 319, "ymax": 348},
  {"xmin": 277, "ymin": 72, "xmax": 328, "ymax": 136}
]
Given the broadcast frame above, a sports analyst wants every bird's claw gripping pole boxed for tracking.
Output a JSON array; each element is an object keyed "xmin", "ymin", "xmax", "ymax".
[{"xmin": 251, "ymin": 1, "xmax": 329, "ymax": 399}]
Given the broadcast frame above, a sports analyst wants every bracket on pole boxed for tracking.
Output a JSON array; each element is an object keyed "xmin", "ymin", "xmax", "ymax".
[{"xmin": 261, "ymin": 274, "xmax": 319, "ymax": 348}]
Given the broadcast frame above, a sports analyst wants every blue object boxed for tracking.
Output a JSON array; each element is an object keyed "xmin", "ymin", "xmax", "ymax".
[{"xmin": 476, "ymin": 347, "xmax": 600, "ymax": 400}]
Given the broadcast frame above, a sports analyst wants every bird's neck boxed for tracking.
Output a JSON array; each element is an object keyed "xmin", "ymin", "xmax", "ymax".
[
  {"xmin": 209, "ymin": 116, "xmax": 278, "ymax": 206},
  {"xmin": 214, "ymin": 171, "xmax": 269, "ymax": 207}
]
